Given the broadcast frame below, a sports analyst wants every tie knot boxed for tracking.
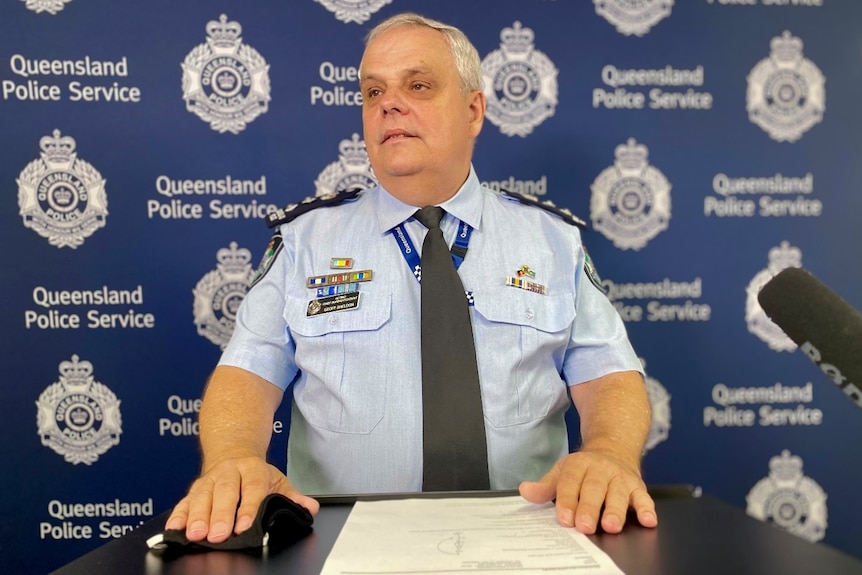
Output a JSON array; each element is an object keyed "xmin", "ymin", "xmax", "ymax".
[{"xmin": 414, "ymin": 206, "xmax": 445, "ymax": 230}]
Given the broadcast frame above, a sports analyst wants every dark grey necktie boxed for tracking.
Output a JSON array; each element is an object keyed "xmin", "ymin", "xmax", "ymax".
[{"xmin": 414, "ymin": 206, "xmax": 490, "ymax": 491}]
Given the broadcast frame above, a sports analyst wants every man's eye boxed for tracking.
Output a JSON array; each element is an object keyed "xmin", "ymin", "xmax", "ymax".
[{"xmin": 367, "ymin": 88, "xmax": 382, "ymax": 98}]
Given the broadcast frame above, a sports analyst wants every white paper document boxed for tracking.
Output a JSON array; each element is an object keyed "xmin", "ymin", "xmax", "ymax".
[{"xmin": 320, "ymin": 495, "xmax": 626, "ymax": 574}]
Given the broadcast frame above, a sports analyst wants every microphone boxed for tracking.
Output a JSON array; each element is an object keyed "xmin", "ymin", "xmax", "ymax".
[{"xmin": 757, "ymin": 266, "xmax": 862, "ymax": 410}]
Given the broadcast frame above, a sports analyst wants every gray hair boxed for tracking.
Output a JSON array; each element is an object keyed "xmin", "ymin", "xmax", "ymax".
[{"xmin": 361, "ymin": 13, "xmax": 484, "ymax": 93}]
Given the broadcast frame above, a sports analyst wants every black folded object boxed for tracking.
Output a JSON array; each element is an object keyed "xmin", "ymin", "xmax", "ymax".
[{"xmin": 147, "ymin": 494, "xmax": 314, "ymax": 553}]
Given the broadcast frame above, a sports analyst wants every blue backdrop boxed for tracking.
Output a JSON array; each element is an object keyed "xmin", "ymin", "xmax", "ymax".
[{"xmin": 1, "ymin": 1, "xmax": 861, "ymax": 572}]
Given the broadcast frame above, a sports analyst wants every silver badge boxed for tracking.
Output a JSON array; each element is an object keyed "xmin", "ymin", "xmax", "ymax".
[
  {"xmin": 193, "ymin": 242, "xmax": 256, "ymax": 349},
  {"xmin": 482, "ymin": 21, "xmax": 558, "ymax": 138},
  {"xmin": 181, "ymin": 14, "xmax": 271, "ymax": 134},
  {"xmin": 21, "ymin": 0, "xmax": 72, "ymax": 14},
  {"xmin": 314, "ymin": 0, "xmax": 392, "ymax": 24},
  {"xmin": 747, "ymin": 31, "xmax": 826, "ymax": 143},
  {"xmin": 36, "ymin": 355, "xmax": 122, "ymax": 465},
  {"xmin": 746, "ymin": 450, "xmax": 828, "ymax": 543},
  {"xmin": 590, "ymin": 138, "xmax": 671, "ymax": 251},
  {"xmin": 314, "ymin": 133, "xmax": 378, "ymax": 197},
  {"xmin": 17, "ymin": 129, "xmax": 108, "ymax": 248},
  {"xmin": 746, "ymin": 241, "xmax": 801, "ymax": 352},
  {"xmin": 594, "ymin": 0, "xmax": 674, "ymax": 37}
]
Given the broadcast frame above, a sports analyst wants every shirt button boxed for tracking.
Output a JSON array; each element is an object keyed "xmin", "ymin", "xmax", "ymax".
[
  {"xmin": 525, "ymin": 309, "xmax": 534, "ymax": 320},
  {"xmin": 328, "ymin": 316, "xmax": 338, "ymax": 325}
]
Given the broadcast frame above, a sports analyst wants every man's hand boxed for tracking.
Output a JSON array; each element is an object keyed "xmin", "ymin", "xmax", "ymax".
[
  {"xmin": 165, "ymin": 366, "xmax": 312, "ymax": 544},
  {"xmin": 519, "ymin": 449, "xmax": 657, "ymax": 534},
  {"xmin": 164, "ymin": 456, "xmax": 320, "ymax": 544},
  {"xmin": 523, "ymin": 371, "xmax": 658, "ymax": 534}
]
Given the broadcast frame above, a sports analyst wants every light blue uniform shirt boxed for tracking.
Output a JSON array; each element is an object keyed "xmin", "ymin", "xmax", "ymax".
[{"xmin": 219, "ymin": 167, "xmax": 642, "ymax": 495}]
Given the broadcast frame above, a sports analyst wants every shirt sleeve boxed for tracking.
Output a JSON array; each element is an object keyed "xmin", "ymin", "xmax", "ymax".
[
  {"xmin": 218, "ymin": 228, "xmax": 299, "ymax": 390},
  {"xmin": 561, "ymin": 242, "xmax": 643, "ymax": 385}
]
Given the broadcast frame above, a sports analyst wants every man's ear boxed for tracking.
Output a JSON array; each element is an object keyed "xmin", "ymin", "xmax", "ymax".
[{"xmin": 467, "ymin": 90, "xmax": 486, "ymax": 137}]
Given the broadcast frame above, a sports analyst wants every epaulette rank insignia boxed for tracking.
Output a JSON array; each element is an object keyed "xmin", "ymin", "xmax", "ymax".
[
  {"xmin": 499, "ymin": 189, "xmax": 587, "ymax": 229},
  {"xmin": 265, "ymin": 188, "xmax": 363, "ymax": 229}
]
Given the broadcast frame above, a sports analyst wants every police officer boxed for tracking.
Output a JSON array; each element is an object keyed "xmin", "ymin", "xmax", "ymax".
[{"xmin": 166, "ymin": 12, "xmax": 657, "ymax": 544}]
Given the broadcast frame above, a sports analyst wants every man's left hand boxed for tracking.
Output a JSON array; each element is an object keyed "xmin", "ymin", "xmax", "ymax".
[{"xmin": 518, "ymin": 449, "xmax": 657, "ymax": 534}]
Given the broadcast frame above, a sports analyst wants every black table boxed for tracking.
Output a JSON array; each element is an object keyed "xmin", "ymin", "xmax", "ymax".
[{"xmin": 51, "ymin": 490, "xmax": 862, "ymax": 575}]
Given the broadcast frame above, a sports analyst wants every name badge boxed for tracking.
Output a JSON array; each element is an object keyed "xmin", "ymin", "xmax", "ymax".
[{"xmin": 307, "ymin": 292, "xmax": 361, "ymax": 316}]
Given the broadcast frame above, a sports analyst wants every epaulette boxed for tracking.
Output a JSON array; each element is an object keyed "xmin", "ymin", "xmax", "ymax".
[
  {"xmin": 265, "ymin": 188, "xmax": 363, "ymax": 229},
  {"xmin": 499, "ymin": 189, "xmax": 588, "ymax": 229}
]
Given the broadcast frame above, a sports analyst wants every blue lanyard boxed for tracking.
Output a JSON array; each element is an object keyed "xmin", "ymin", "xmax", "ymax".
[{"xmin": 390, "ymin": 217, "xmax": 473, "ymax": 284}]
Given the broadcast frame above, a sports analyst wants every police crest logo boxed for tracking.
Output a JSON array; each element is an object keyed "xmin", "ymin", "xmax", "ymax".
[
  {"xmin": 481, "ymin": 21, "xmax": 558, "ymax": 138},
  {"xmin": 181, "ymin": 14, "xmax": 271, "ymax": 134},
  {"xmin": 745, "ymin": 241, "xmax": 801, "ymax": 352},
  {"xmin": 193, "ymin": 242, "xmax": 256, "ymax": 349},
  {"xmin": 314, "ymin": 133, "xmax": 378, "ymax": 197},
  {"xmin": 35, "ymin": 355, "xmax": 122, "ymax": 465},
  {"xmin": 746, "ymin": 450, "xmax": 828, "ymax": 543},
  {"xmin": 21, "ymin": 0, "xmax": 72, "ymax": 14},
  {"xmin": 593, "ymin": 0, "xmax": 674, "ymax": 37},
  {"xmin": 17, "ymin": 129, "xmax": 108, "ymax": 248},
  {"xmin": 590, "ymin": 138, "xmax": 671, "ymax": 251},
  {"xmin": 747, "ymin": 31, "xmax": 826, "ymax": 143},
  {"xmin": 642, "ymin": 360, "xmax": 671, "ymax": 451},
  {"xmin": 314, "ymin": 0, "xmax": 393, "ymax": 24}
]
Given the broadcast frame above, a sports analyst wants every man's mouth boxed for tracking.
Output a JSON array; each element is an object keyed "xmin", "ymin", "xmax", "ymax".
[{"xmin": 382, "ymin": 130, "xmax": 414, "ymax": 143}]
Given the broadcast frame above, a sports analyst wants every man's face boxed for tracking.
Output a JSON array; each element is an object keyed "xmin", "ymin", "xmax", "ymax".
[{"xmin": 360, "ymin": 25, "xmax": 484, "ymax": 202}]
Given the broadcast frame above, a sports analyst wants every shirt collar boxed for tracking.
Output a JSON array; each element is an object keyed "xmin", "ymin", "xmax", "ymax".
[{"xmin": 372, "ymin": 165, "xmax": 484, "ymax": 234}]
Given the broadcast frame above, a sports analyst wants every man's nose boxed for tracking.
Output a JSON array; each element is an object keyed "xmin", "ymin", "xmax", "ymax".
[{"xmin": 380, "ymin": 88, "xmax": 406, "ymax": 115}]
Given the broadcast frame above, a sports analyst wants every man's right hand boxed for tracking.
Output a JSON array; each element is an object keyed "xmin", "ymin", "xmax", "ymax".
[{"xmin": 164, "ymin": 456, "xmax": 320, "ymax": 544}]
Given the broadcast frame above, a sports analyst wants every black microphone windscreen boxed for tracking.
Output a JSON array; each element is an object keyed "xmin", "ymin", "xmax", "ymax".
[{"xmin": 757, "ymin": 266, "xmax": 862, "ymax": 409}]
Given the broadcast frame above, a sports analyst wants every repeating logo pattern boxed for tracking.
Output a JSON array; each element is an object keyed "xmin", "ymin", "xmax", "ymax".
[
  {"xmin": 193, "ymin": 242, "xmax": 256, "ymax": 349},
  {"xmin": 21, "ymin": 0, "xmax": 72, "ymax": 14},
  {"xmin": 745, "ymin": 241, "xmax": 801, "ymax": 352},
  {"xmin": 17, "ymin": 130, "xmax": 108, "ymax": 248},
  {"xmin": 642, "ymin": 361, "xmax": 671, "ymax": 451},
  {"xmin": 593, "ymin": 0, "xmax": 674, "ymax": 37},
  {"xmin": 590, "ymin": 138, "xmax": 671, "ymax": 251},
  {"xmin": 3, "ymin": 3, "xmax": 862, "ymax": 571},
  {"xmin": 746, "ymin": 450, "xmax": 828, "ymax": 543},
  {"xmin": 481, "ymin": 21, "xmax": 558, "ymax": 137},
  {"xmin": 182, "ymin": 14, "xmax": 271, "ymax": 134},
  {"xmin": 314, "ymin": 133, "xmax": 378, "ymax": 197},
  {"xmin": 36, "ymin": 355, "xmax": 122, "ymax": 465},
  {"xmin": 314, "ymin": 0, "xmax": 392, "ymax": 24},
  {"xmin": 747, "ymin": 31, "xmax": 826, "ymax": 143}
]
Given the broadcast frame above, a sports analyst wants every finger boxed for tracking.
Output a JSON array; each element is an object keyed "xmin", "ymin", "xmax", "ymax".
[
  {"xmin": 183, "ymin": 477, "xmax": 217, "ymax": 542},
  {"xmin": 261, "ymin": 467, "xmax": 319, "ymax": 516},
  {"xmin": 286, "ymin": 491, "xmax": 321, "ymax": 516},
  {"xmin": 598, "ymin": 477, "xmax": 632, "ymax": 534},
  {"xmin": 233, "ymin": 470, "xmax": 271, "ymax": 535},
  {"xmin": 518, "ymin": 462, "xmax": 561, "ymax": 504},
  {"xmin": 571, "ymin": 472, "xmax": 608, "ymax": 534},
  {"xmin": 205, "ymin": 470, "xmax": 243, "ymax": 543},
  {"xmin": 164, "ymin": 497, "xmax": 190, "ymax": 531},
  {"xmin": 549, "ymin": 456, "xmax": 590, "ymax": 529},
  {"xmin": 631, "ymin": 485, "xmax": 658, "ymax": 528}
]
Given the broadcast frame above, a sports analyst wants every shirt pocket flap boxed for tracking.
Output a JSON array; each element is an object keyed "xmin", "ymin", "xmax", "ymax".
[
  {"xmin": 286, "ymin": 292, "xmax": 392, "ymax": 337},
  {"xmin": 472, "ymin": 287, "xmax": 574, "ymax": 333}
]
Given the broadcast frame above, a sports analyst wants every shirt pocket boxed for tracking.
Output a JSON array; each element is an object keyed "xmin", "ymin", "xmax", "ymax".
[
  {"xmin": 285, "ymin": 291, "xmax": 392, "ymax": 434},
  {"xmin": 471, "ymin": 286, "xmax": 575, "ymax": 428}
]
